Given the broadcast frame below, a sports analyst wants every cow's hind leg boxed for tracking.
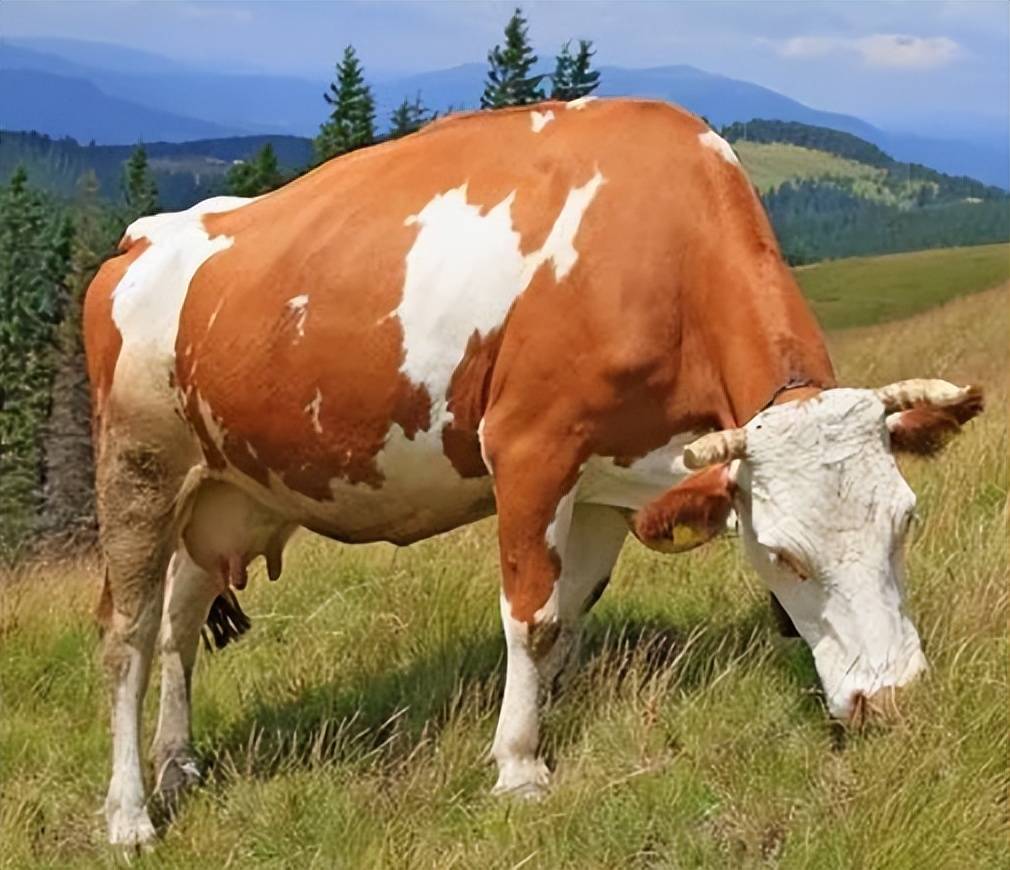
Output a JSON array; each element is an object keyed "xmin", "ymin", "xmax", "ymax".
[
  {"xmin": 151, "ymin": 545, "xmax": 220, "ymax": 805},
  {"xmin": 97, "ymin": 445, "xmax": 178, "ymax": 847}
]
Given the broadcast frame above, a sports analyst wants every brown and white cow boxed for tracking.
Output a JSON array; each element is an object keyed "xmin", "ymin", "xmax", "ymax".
[{"xmin": 83, "ymin": 98, "xmax": 982, "ymax": 845}]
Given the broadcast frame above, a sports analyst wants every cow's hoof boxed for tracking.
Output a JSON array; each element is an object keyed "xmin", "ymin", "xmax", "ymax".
[
  {"xmin": 107, "ymin": 806, "xmax": 156, "ymax": 848},
  {"xmin": 492, "ymin": 757, "xmax": 549, "ymax": 800},
  {"xmin": 154, "ymin": 755, "xmax": 201, "ymax": 808}
]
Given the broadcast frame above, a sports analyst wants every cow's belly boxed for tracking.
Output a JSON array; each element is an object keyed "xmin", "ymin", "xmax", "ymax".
[{"xmin": 211, "ymin": 424, "xmax": 496, "ymax": 545}]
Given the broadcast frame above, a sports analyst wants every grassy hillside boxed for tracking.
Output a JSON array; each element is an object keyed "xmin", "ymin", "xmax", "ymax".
[
  {"xmin": 724, "ymin": 120, "xmax": 1010, "ymax": 264},
  {"xmin": 1, "ymin": 251, "xmax": 1006, "ymax": 867},
  {"xmin": 735, "ymin": 141, "xmax": 882, "ymax": 194},
  {"xmin": 797, "ymin": 242, "xmax": 1010, "ymax": 330}
]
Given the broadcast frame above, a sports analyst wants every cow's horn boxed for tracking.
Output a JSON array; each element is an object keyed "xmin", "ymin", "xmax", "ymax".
[
  {"xmin": 875, "ymin": 379, "xmax": 976, "ymax": 411},
  {"xmin": 683, "ymin": 429, "xmax": 747, "ymax": 469}
]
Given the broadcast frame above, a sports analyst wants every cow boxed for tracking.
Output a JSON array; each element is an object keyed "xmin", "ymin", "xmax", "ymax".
[{"xmin": 83, "ymin": 98, "xmax": 982, "ymax": 846}]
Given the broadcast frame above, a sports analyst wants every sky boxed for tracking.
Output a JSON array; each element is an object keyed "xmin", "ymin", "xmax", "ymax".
[{"xmin": 2, "ymin": 0, "xmax": 1008, "ymax": 133}]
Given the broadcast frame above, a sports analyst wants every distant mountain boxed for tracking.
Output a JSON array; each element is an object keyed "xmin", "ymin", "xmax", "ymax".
[
  {"xmin": 0, "ymin": 43, "xmax": 319, "ymax": 138},
  {"xmin": 1, "ymin": 38, "xmax": 1006, "ymax": 187},
  {"xmin": 0, "ymin": 69, "xmax": 243, "ymax": 143},
  {"xmin": 0, "ymin": 130, "xmax": 313, "ymax": 209}
]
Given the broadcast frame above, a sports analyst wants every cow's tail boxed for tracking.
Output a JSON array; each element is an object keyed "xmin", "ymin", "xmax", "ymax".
[{"xmin": 203, "ymin": 590, "xmax": 251, "ymax": 650}]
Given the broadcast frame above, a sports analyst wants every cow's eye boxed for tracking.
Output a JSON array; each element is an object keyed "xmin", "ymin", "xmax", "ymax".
[{"xmin": 771, "ymin": 547, "xmax": 810, "ymax": 581}]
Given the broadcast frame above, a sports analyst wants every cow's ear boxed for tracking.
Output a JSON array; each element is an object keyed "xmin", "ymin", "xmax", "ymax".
[
  {"xmin": 887, "ymin": 393, "xmax": 982, "ymax": 456},
  {"xmin": 633, "ymin": 465, "xmax": 735, "ymax": 553}
]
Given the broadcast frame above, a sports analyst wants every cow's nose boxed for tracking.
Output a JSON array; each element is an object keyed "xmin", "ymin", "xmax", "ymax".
[{"xmin": 846, "ymin": 686, "xmax": 905, "ymax": 730}]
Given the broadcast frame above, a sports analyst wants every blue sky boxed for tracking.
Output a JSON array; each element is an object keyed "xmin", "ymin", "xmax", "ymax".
[{"xmin": 3, "ymin": 1, "xmax": 1007, "ymax": 133}]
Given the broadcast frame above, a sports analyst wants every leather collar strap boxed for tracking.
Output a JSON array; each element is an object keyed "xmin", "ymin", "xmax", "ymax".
[{"xmin": 761, "ymin": 378, "xmax": 823, "ymax": 412}]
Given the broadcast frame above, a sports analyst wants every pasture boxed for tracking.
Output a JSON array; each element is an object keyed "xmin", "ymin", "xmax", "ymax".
[
  {"xmin": 1, "ymin": 252, "xmax": 1007, "ymax": 868},
  {"xmin": 734, "ymin": 141, "xmax": 882, "ymax": 194}
]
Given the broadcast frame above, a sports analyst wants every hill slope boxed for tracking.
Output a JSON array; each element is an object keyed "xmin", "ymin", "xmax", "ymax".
[
  {"xmin": 726, "ymin": 120, "xmax": 1009, "ymax": 263},
  {"xmin": 1, "ymin": 254, "xmax": 1006, "ymax": 867}
]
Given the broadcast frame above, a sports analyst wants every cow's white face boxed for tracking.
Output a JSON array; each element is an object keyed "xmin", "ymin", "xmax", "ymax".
[
  {"xmin": 732, "ymin": 390, "xmax": 926, "ymax": 719},
  {"xmin": 636, "ymin": 379, "xmax": 982, "ymax": 724}
]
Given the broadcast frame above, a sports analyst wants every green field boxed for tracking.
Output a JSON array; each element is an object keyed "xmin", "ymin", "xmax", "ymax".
[
  {"xmin": 735, "ymin": 141, "xmax": 882, "ymax": 193},
  {"xmin": 796, "ymin": 242, "xmax": 1010, "ymax": 330},
  {"xmin": 1, "ymin": 250, "xmax": 1007, "ymax": 868}
]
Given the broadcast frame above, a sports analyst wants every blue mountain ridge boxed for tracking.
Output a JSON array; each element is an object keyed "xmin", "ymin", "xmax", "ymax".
[{"xmin": 1, "ymin": 39, "xmax": 1006, "ymax": 187}]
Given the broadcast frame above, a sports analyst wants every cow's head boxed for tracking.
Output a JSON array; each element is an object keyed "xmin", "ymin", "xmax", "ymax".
[{"xmin": 633, "ymin": 380, "xmax": 983, "ymax": 723}]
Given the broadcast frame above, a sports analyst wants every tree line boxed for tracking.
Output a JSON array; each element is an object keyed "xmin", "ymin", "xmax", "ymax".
[{"xmin": 0, "ymin": 6, "xmax": 599, "ymax": 559}]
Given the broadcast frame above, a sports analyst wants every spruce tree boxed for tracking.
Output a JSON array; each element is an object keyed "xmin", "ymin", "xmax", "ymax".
[
  {"xmin": 481, "ymin": 8, "xmax": 544, "ymax": 109},
  {"xmin": 389, "ymin": 93, "xmax": 432, "ymax": 139},
  {"xmin": 0, "ymin": 167, "xmax": 74, "ymax": 556},
  {"xmin": 122, "ymin": 144, "xmax": 158, "ymax": 221},
  {"xmin": 551, "ymin": 39, "xmax": 600, "ymax": 101},
  {"xmin": 227, "ymin": 144, "xmax": 283, "ymax": 197},
  {"xmin": 316, "ymin": 45, "xmax": 376, "ymax": 162}
]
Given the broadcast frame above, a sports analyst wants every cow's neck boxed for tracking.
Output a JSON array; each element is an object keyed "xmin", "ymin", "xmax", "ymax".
[{"xmin": 686, "ymin": 254, "xmax": 836, "ymax": 428}]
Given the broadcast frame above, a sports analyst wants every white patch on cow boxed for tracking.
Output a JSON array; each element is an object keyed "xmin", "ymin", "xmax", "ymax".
[
  {"xmin": 395, "ymin": 171, "xmax": 604, "ymax": 410},
  {"xmin": 286, "ymin": 293, "xmax": 309, "ymax": 339},
  {"xmin": 477, "ymin": 417, "xmax": 492, "ymax": 475},
  {"xmin": 735, "ymin": 388, "xmax": 926, "ymax": 718},
  {"xmin": 207, "ymin": 296, "xmax": 225, "ymax": 332},
  {"xmin": 698, "ymin": 130, "xmax": 740, "ymax": 166},
  {"xmin": 530, "ymin": 109, "xmax": 555, "ymax": 132},
  {"xmin": 110, "ymin": 196, "xmax": 253, "ymax": 406},
  {"xmin": 577, "ymin": 432, "xmax": 697, "ymax": 511},
  {"xmin": 566, "ymin": 96, "xmax": 597, "ymax": 110},
  {"xmin": 305, "ymin": 388, "xmax": 323, "ymax": 434},
  {"xmin": 492, "ymin": 590, "xmax": 550, "ymax": 797}
]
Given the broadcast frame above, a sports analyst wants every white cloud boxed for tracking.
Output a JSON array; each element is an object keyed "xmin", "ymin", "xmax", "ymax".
[{"xmin": 776, "ymin": 33, "xmax": 960, "ymax": 69}]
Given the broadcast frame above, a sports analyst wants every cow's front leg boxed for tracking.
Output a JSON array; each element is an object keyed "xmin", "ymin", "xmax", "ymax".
[{"xmin": 486, "ymin": 429, "xmax": 594, "ymax": 797}]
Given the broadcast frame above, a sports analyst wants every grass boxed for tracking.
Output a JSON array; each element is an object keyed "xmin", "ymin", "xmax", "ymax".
[
  {"xmin": 1, "ymin": 263, "xmax": 1007, "ymax": 868},
  {"xmin": 795, "ymin": 242, "xmax": 1010, "ymax": 330}
]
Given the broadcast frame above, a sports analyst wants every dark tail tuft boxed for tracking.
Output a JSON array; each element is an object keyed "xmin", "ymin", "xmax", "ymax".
[{"xmin": 203, "ymin": 590, "xmax": 251, "ymax": 650}]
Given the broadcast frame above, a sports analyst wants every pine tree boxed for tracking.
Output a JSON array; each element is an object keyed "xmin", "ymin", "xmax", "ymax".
[
  {"xmin": 227, "ymin": 144, "xmax": 283, "ymax": 197},
  {"xmin": 316, "ymin": 45, "xmax": 376, "ymax": 162},
  {"xmin": 122, "ymin": 144, "xmax": 158, "ymax": 221},
  {"xmin": 551, "ymin": 39, "xmax": 600, "ymax": 101},
  {"xmin": 36, "ymin": 171, "xmax": 120, "ymax": 547},
  {"xmin": 389, "ymin": 93, "xmax": 433, "ymax": 139},
  {"xmin": 0, "ymin": 166, "xmax": 75, "ymax": 557},
  {"xmin": 481, "ymin": 8, "xmax": 544, "ymax": 109}
]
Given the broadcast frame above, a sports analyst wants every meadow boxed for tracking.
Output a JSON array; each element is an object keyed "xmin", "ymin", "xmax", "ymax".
[{"xmin": 0, "ymin": 250, "xmax": 1007, "ymax": 868}]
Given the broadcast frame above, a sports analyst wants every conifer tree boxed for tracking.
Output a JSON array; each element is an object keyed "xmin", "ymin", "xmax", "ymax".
[
  {"xmin": 481, "ymin": 8, "xmax": 544, "ymax": 109},
  {"xmin": 551, "ymin": 39, "xmax": 600, "ymax": 101},
  {"xmin": 122, "ymin": 144, "xmax": 158, "ymax": 221},
  {"xmin": 389, "ymin": 93, "xmax": 433, "ymax": 138},
  {"xmin": 0, "ymin": 167, "xmax": 74, "ymax": 556},
  {"xmin": 227, "ymin": 143, "xmax": 283, "ymax": 196},
  {"xmin": 316, "ymin": 45, "xmax": 376, "ymax": 162},
  {"xmin": 38, "ymin": 170, "xmax": 115, "ymax": 545}
]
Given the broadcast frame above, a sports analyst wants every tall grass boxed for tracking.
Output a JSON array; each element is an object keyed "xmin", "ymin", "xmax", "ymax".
[{"xmin": 1, "ymin": 284, "xmax": 1006, "ymax": 868}]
